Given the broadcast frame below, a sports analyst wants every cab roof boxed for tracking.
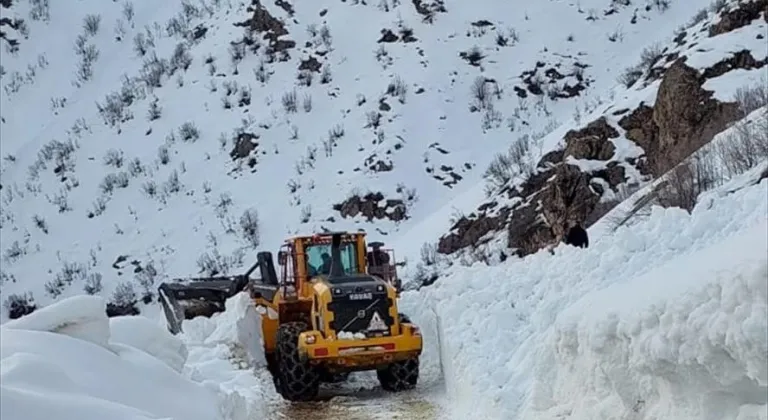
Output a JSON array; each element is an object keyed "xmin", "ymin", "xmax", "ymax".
[{"xmin": 284, "ymin": 231, "xmax": 366, "ymax": 243}]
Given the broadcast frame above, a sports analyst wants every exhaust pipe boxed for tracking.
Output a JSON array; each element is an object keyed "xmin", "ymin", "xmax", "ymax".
[{"xmin": 329, "ymin": 233, "xmax": 344, "ymax": 277}]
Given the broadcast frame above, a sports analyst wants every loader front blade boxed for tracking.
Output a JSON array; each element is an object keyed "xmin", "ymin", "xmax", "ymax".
[{"xmin": 157, "ymin": 276, "xmax": 249, "ymax": 335}]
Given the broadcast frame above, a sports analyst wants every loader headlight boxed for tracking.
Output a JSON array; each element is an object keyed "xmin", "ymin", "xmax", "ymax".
[
  {"xmin": 376, "ymin": 285, "xmax": 385, "ymax": 292},
  {"xmin": 333, "ymin": 288, "xmax": 342, "ymax": 295},
  {"xmin": 305, "ymin": 335, "xmax": 316, "ymax": 344}
]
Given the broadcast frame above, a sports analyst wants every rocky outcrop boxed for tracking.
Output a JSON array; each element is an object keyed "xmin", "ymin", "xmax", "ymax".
[
  {"xmin": 435, "ymin": 2, "xmax": 764, "ymax": 260},
  {"xmin": 708, "ymin": 0, "xmax": 767, "ymax": 37},
  {"xmin": 333, "ymin": 192, "xmax": 408, "ymax": 222},
  {"xmin": 437, "ymin": 58, "xmax": 746, "ymax": 257},
  {"xmin": 652, "ymin": 59, "xmax": 741, "ymax": 174},
  {"xmin": 236, "ymin": 1, "xmax": 295, "ymax": 56},
  {"xmin": 563, "ymin": 117, "xmax": 618, "ymax": 160},
  {"xmin": 230, "ymin": 132, "xmax": 260, "ymax": 168},
  {"xmin": 618, "ymin": 105, "xmax": 657, "ymax": 174}
]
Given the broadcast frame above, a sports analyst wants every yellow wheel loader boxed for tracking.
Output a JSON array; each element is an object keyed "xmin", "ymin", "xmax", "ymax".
[{"xmin": 157, "ymin": 231, "xmax": 422, "ymax": 401}]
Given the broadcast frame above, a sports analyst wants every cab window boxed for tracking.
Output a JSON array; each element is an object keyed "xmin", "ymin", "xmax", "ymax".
[{"xmin": 305, "ymin": 242, "xmax": 358, "ymax": 276}]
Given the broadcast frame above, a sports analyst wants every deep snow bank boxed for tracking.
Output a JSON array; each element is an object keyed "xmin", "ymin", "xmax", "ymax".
[
  {"xmin": 180, "ymin": 293, "xmax": 273, "ymax": 413},
  {"xmin": 401, "ymin": 171, "xmax": 768, "ymax": 419},
  {"xmin": 0, "ymin": 295, "xmax": 246, "ymax": 420}
]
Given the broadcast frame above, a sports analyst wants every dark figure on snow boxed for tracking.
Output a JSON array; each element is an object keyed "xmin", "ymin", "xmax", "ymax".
[{"xmin": 564, "ymin": 222, "xmax": 589, "ymax": 248}]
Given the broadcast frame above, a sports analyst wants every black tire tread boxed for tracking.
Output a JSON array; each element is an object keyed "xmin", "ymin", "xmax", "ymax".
[{"xmin": 275, "ymin": 321, "xmax": 320, "ymax": 401}]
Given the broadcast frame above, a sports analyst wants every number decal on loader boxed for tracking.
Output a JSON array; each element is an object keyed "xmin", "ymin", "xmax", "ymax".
[{"xmin": 349, "ymin": 292, "xmax": 373, "ymax": 300}]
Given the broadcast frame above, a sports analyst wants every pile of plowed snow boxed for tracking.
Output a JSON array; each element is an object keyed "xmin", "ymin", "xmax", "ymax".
[
  {"xmin": 179, "ymin": 292, "xmax": 276, "ymax": 407},
  {"xmin": 0, "ymin": 295, "xmax": 255, "ymax": 420},
  {"xmin": 401, "ymin": 164, "xmax": 768, "ymax": 420}
]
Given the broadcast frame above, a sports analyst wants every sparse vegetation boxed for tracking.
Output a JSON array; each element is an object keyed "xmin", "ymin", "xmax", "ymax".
[
  {"xmin": 3, "ymin": 292, "xmax": 36, "ymax": 319},
  {"xmin": 178, "ymin": 121, "xmax": 200, "ymax": 142},
  {"xmin": 282, "ymin": 89, "xmax": 298, "ymax": 113},
  {"xmin": 83, "ymin": 14, "xmax": 102, "ymax": 36},
  {"xmin": 484, "ymin": 134, "xmax": 539, "ymax": 191},
  {"xmin": 239, "ymin": 207, "xmax": 260, "ymax": 247}
]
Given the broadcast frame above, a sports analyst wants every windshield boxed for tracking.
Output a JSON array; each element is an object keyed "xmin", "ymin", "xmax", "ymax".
[{"xmin": 305, "ymin": 242, "xmax": 358, "ymax": 277}]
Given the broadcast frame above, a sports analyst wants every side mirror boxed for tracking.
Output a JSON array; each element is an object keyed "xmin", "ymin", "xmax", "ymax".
[{"xmin": 277, "ymin": 251, "xmax": 287, "ymax": 265}]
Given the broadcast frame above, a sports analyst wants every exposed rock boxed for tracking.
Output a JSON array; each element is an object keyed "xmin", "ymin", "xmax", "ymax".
[
  {"xmin": 593, "ymin": 161, "xmax": 627, "ymax": 188},
  {"xmin": 378, "ymin": 29, "xmax": 398, "ymax": 43},
  {"xmin": 652, "ymin": 59, "xmax": 741, "ymax": 174},
  {"xmin": 618, "ymin": 104, "xmax": 658, "ymax": 169},
  {"xmin": 563, "ymin": 117, "xmax": 618, "ymax": 160},
  {"xmin": 504, "ymin": 202, "xmax": 554, "ymax": 257},
  {"xmin": 437, "ymin": 207, "xmax": 511, "ymax": 254},
  {"xmin": 230, "ymin": 132, "xmax": 260, "ymax": 160},
  {"xmin": 701, "ymin": 50, "xmax": 767, "ymax": 79},
  {"xmin": 239, "ymin": 2, "xmax": 288, "ymax": 40},
  {"xmin": 709, "ymin": 0, "xmax": 768, "ymax": 37},
  {"xmin": 333, "ymin": 192, "xmax": 408, "ymax": 222},
  {"xmin": 537, "ymin": 148, "xmax": 565, "ymax": 169},
  {"xmin": 299, "ymin": 56, "xmax": 322, "ymax": 72},
  {"xmin": 537, "ymin": 164, "xmax": 601, "ymax": 240}
]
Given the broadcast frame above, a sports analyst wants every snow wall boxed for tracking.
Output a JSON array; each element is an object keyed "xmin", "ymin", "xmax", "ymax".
[{"xmin": 401, "ymin": 168, "xmax": 768, "ymax": 420}]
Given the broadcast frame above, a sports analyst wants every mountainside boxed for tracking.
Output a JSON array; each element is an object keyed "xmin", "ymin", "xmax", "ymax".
[
  {"xmin": 0, "ymin": 0, "xmax": 765, "ymax": 319},
  {"xmin": 433, "ymin": 0, "xmax": 767, "ymax": 263}
]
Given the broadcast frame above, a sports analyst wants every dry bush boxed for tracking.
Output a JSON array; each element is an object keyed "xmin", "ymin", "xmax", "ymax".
[
  {"xmin": 656, "ymin": 152, "xmax": 718, "ymax": 213},
  {"xmin": 715, "ymin": 113, "xmax": 768, "ymax": 178}
]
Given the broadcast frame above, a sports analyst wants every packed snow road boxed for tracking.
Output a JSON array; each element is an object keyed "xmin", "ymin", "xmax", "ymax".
[{"xmin": 266, "ymin": 377, "xmax": 447, "ymax": 420}]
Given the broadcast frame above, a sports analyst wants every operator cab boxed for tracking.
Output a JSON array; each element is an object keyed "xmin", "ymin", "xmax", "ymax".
[{"xmin": 305, "ymin": 240, "xmax": 358, "ymax": 278}]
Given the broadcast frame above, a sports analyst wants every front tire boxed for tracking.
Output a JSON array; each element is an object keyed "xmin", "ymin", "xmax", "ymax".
[
  {"xmin": 275, "ymin": 322, "xmax": 320, "ymax": 401},
  {"xmin": 377, "ymin": 357, "xmax": 419, "ymax": 392}
]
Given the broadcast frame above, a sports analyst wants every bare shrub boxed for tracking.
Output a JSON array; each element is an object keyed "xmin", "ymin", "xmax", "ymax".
[
  {"xmin": 147, "ymin": 97, "xmax": 162, "ymax": 120},
  {"xmin": 386, "ymin": 76, "xmax": 407, "ymax": 103},
  {"xmin": 178, "ymin": 121, "xmax": 200, "ymax": 142},
  {"xmin": 715, "ymin": 115, "xmax": 768, "ymax": 177},
  {"xmin": 239, "ymin": 208, "xmax": 260, "ymax": 247},
  {"xmin": 83, "ymin": 14, "xmax": 102, "ymax": 36},
  {"xmin": 107, "ymin": 282, "xmax": 139, "ymax": 316},
  {"xmin": 96, "ymin": 91, "xmax": 132, "ymax": 127},
  {"xmin": 3, "ymin": 292, "xmax": 36, "ymax": 319},
  {"xmin": 733, "ymin": 82, "xmax": 768, "ymax": 116},
  {"xmin": 103, "ymin": 148, "xmax": 124, "ymax": 167},
  {"xmin": 32, "ymin": 214, "xmax": 48, "ymax": 233},
  {"xmin": 282, "ymin": 89, "xmax": 298, "ymax": 113},
  {"xmin": 656, "ymin": 153, "xmax": 718, "ymax": 212},
  {"xmin": 170, "ymin": 42, "xmax": 193, "ymax": 73},
  {"xmin": 302, "ymin": 94, "xmax": 312, "ymax": 112},
  {"xmin": 152, "ymin": 149, "xmax": 168, "ymax": 168},
  {"xmin": 100, "ymin": 172, "xmax": 130, "ymax": 193},
  {"xmin": 484, "ymin": 134, "xmax": 536, "ymax": 190},
  {"xmin": 196, "ymin": 248, "xmax": 245, "ymax": 276},
  {"xmin": 83, "ymin": 272, "xmax": 103, "ymax": 294}
]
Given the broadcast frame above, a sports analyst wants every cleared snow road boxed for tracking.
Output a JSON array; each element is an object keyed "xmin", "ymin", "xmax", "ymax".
[{"xmin": 266, "ymin": 375, "xmax": 448, "ymax": 420}]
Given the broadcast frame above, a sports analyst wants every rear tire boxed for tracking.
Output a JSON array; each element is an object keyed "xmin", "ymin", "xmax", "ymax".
[{"xmin": 275, "ymin": 322, "xmax": 320, "ymax": 401}]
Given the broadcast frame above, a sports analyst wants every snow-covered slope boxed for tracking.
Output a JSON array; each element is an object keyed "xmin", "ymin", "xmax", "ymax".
[
  {"xmin": 401, "ymin": 164, "xmax": 768, "ymax": 419},
  {"xmin": 0, "ymin": 0, "xmax": 747, "ymax": 317},
  {"xmin": 0, "ymin": 295, "xmax": 258, "ymax": 420}
]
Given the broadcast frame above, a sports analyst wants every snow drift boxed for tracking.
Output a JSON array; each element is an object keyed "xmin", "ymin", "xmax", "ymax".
[
  {"xmin": 401, "ymin": 167, "xmax": 768, "ymax": 420},
  {"xmin": 0, "ymin": 295, "xmax": 250, "ymax": 420}
]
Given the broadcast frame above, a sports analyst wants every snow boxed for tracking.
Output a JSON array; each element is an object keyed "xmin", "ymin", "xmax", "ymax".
[
  {"xmin": 0, "ymin": 295, "xmax": 251, "ymax": 420},
  {"xmin": 1, "ymin": 0, "xmax": 767, "ymax": 418},
  {"xmin": 0, "ymin": 0, "xmax": 726, "ymax": 312},
  {"xmin": 401, "ymin": 175, "xmax": 768, "ymax": 419}
]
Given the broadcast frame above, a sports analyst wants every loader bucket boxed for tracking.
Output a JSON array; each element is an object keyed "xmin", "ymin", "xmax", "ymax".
[{"xmin": 157, "ymin": 276, "xmax": 249, "ymax": 335}]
